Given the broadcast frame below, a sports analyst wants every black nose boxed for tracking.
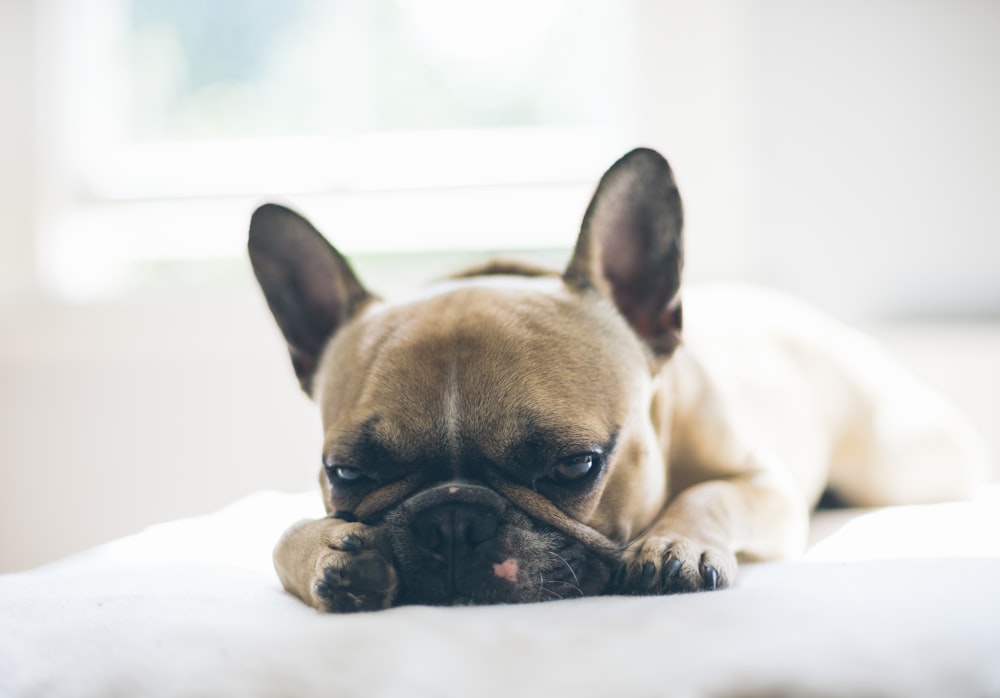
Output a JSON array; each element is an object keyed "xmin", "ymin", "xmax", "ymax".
[{"xmin": 412, "ymin": 503, "xmax": 501, "ymax": 556}]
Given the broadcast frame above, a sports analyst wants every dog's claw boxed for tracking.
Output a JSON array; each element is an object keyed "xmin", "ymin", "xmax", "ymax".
[
  {"xmin": 702, "ymin": 565, "xmax": 718, "ymax": 591},
  {"xmin": 339, "ymin": 534, "xmax": 362, "ymax": 552},
  {"xmin": 663, "ymin": 557, "xmax": 681, "ymax": 582},
  {"xmin": 640, "ymin": 561, "xmax": 656, "ymax": 588}
]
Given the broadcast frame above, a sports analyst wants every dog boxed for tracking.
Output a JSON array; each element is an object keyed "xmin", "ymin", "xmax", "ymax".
[{"xmin": 248, "ymin": 148, "xmax": 987, "ymax": 612}]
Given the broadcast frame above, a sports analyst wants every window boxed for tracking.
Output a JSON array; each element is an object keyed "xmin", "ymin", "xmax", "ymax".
[{"xmin": 37, "ymin": 0, "xmax": 640, "ymax": 300}]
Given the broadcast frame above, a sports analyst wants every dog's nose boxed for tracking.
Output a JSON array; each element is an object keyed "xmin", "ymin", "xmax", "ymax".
[{"xmin": 412, "ymin": 503, "xmax": 501, "ymax": 554}]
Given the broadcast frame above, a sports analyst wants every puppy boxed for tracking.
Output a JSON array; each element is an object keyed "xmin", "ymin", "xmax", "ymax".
[{"xmin": 248, "ymin": 148, "xmax": 987, "ymax": 612}]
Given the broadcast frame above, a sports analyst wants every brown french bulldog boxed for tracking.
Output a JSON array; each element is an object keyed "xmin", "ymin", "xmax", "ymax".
[{"xmin": 249, "ymin": 148, "xmax": 987, "ymax": 612}]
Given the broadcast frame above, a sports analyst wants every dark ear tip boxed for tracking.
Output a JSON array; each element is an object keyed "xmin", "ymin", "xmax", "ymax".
[
  {"xmin": 248, "ymin": 203, "xmax": 313, "ymax": 256},
  {"xmin": 618, "ymin": 147, "xmax": 673, "ymax": 175},
  {"xmin": 250, "ymin": 203, "xmax": 295, "ymax": 232},
  {"xmin": 623, "ymin": 146, "xmax": 665, "ymax": 161}
]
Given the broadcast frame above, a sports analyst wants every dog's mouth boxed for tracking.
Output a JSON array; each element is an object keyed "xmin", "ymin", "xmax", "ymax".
[{"xmin": 380, "ymin": 483, "xmax": 614, "ymax": 606}]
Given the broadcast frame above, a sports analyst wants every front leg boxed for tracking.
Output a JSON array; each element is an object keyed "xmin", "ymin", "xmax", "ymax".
[
  {"xmin": 614, "ymin": 473, "xmax": 808, "ymax": 594},
  {"xmin": 273, "ymin": 517, "xmax": 399, "ymax": 612}
]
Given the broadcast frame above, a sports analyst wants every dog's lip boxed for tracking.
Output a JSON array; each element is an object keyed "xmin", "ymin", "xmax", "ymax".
[
  {"xmin": 383, "ymin": 480, "xmax": 622, "ymax": 563},
  {"xmin": 487, "ymin": 478, "xmax": 622, "ymax": 560}
]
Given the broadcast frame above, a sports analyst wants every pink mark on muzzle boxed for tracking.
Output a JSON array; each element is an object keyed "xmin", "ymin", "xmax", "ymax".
[{"xmin": 493, "ymin": 558, "xmax": 519, "ymax": 583}]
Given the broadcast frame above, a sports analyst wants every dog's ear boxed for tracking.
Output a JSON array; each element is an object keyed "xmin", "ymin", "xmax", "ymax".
[
  {"xmin": 564, "ymin": 148, "xmax": 684, "ymax": 357},
  {"xmin": 248, "ymin": 204, "xmax": 374, "ymax": 394}
]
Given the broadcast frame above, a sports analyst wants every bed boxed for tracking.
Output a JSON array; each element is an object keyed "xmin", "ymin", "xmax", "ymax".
[{"xmin": 3, "ymin": 486, "xmax": 999, "ymax": 697}]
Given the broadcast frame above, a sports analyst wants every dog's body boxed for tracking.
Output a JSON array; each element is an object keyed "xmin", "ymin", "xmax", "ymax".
[{"xmin": 249, "ymin": 149, "xmax": 987, "ymax": 612}]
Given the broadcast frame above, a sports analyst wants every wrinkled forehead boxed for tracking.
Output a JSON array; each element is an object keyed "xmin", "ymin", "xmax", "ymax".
[{"xmin": 316, "ymin": 276, "xmax": 647, "ymax": 459}]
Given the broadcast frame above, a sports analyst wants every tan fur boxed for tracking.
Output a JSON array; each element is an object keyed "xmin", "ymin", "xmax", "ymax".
[
  {"xmin": 271, "ymin": 276, "xmax": 987, "ymax": 610},
  {"xmin": 252, "ymin": 151, "xmax": 988, "ymax": 612},
  {"xmin": 315, "ymin": 277, "xmax": 659, "ymax": 533}
]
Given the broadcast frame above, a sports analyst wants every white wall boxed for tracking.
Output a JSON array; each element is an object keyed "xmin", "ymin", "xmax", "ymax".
[
  {"xmin": 747, "ymin": 0, "xmax": 1000, "ymax": 319},
  {"xmin": 634, "ymin": 0, "xmax": 1000, "ymax": 320},
  {"xmin": 1, "ymin": 0, "xmax": 998, "ymax": 572},
  {"xmin": 0, "ymin": 0, "xmax": 38, "ymax": 301},
  {"xmin": 0, "ymin": 298, "xmax": 323, "ymax": 572}
]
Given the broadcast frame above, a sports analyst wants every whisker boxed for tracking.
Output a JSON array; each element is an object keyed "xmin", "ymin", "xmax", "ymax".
[
  {"xmin": 548, "ymin": 552, "xmax": 582, "ymax": 588},
  {"xmin": 542, "ymin": 579, "xmax": 582, "ymax": 589},
  {"xmin": 543, "ymin": 552, "xmax": 584, "ymax": 597},
  {"xmin": 537, "ymin": 573, "xmax": 565, "ymax": 601},
  {"xmin": 538, "ymin": 585, "xmax": 565, "ymax": 601}
]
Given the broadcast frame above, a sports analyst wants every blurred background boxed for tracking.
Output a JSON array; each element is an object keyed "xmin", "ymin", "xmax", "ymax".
[{"xmin": 1, "ymin": 0, "xmax": 998, "ymax": 572}]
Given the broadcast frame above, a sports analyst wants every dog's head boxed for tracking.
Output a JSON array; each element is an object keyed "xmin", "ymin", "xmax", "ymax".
[{"xmin": 249, "ymin": 148, "xmax": 684, "ymax": 604}]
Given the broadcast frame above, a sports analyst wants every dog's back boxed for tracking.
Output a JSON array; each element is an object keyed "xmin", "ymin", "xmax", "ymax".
[{"xmin": 678, "ymin": 283, "xmax": 990, "ymax": 507}]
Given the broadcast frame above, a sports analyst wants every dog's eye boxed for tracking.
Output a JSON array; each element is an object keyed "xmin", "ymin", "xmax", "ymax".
[
  {"xmin": 333, "ymin": 466, "xmax": 365, "ymax": 482},
  {"xmin": 552, "ymin": 454, "xmax": 595, "ymax": 482},
  {"xmin": 322, "ymin": 455, "xmax": 367, "ymax": 484}
]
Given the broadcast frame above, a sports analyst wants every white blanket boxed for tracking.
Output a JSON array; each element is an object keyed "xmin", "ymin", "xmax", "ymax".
[{"xmin": 3, "ymin": 488, "xmax": 999, "ymax": 697}]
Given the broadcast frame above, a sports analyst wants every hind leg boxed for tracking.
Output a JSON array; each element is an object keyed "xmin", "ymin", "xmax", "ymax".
[{"xmin": 828, "ymin": 358, "xmax": 990, "ymax": 507}]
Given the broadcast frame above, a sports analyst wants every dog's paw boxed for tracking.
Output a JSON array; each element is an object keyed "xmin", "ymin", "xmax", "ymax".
[
  {"xmin": 612, "ymin": 535, "xmax": 736, "ymax": 595},
  {"xmin": 311, "ymin": 522, "xmax": 399, "ymax": 613}
]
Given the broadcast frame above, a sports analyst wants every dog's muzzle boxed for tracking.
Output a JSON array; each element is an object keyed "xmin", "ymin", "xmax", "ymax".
[
  {"xmin": 382, "ymin": 482, "xmax": 619, "ymax": 605},
  {"xmin": 383, "ymin": 483, "xmax": 530, "ymax": 604}
]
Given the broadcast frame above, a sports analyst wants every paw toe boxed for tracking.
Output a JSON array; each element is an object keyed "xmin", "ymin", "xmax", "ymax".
[
  {"xmin": 312, "ymin": 524, "xmax": 398, "ymax": 612},
  {"xmin": 614, "ymin": 537, "xmax": 735, "ymax": 596},
  {"xmin": 315, "ymin": 552, "xmax": 397, "ymax": 613}
]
